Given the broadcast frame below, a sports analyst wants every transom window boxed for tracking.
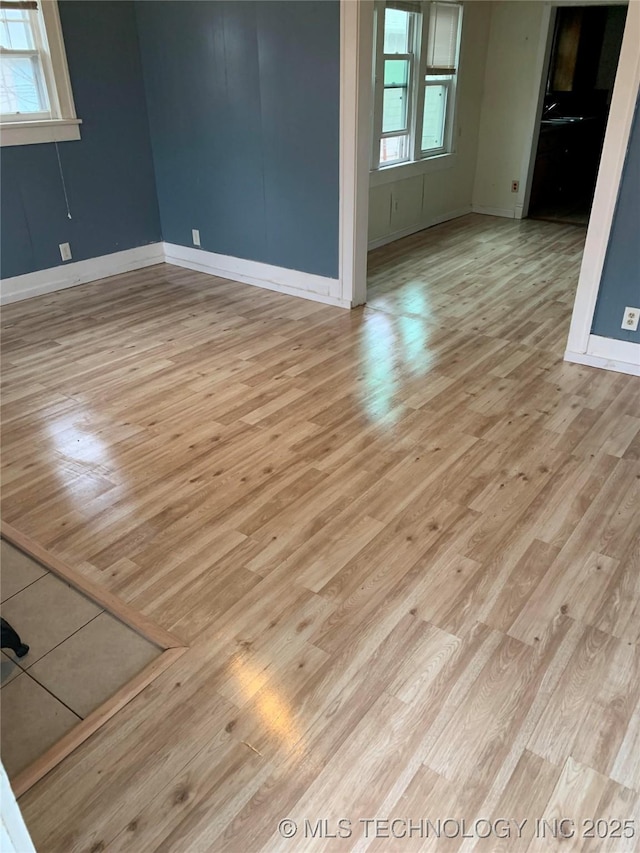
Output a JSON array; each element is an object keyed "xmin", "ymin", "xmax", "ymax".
[{"xmin": 372, "ymin": 0, "xmax": 463, "ymax": 169}]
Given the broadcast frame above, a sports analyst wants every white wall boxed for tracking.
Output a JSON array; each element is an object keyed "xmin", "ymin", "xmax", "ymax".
[
  {"xmin": 1, "ymin": 763, "xmax": 36, "ymax": 853},
  {"xmin": 472, "ymin": 1, "xmax": 547, "ymax": 218},
  {"xmin": 368, "ymin": 0, "xmax": 492, "ymax": 247}
]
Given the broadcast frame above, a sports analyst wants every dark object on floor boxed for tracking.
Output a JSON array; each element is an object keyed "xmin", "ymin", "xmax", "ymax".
[{"xmin": 1, "ymin": 617, "xmax": 29, "ymax": 657}]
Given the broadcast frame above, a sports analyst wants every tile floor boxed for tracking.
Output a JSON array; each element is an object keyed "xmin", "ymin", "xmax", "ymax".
[{"xmin": 0, "ymin": 539, "xmax": 161, "ymax": 778}]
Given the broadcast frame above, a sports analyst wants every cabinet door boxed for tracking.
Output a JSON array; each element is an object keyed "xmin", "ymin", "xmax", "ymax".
[
  {"xmin": 390, "ymin": 177, "xmax": 423, "ymax": 233},
  {"xmin": 368, "ymin": 184, "xmax": 393, "ymax": 242}
]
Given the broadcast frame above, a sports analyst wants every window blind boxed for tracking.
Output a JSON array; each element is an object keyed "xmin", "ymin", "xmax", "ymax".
[
  {"xmin": 386, "ymin": 1, "xmax": 421, "ymax": 14},
  {"xmin": 426, "ymin": 2, "xmax": 461, "ymax": 74}
]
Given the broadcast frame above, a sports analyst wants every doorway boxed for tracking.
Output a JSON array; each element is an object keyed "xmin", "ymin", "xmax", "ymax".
[
  {"xmin": 528, "ymin": 4, "xmax": 628, "ymax": 226},
  {"xmin": 340, "ymin": 0, "xmax": 639, "ymax": 325}
]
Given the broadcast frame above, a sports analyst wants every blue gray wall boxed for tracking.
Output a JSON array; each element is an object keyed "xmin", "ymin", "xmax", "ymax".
[
  {"xmin": 135, "ymin": 0, "xmax": 340, "ymax": 279},
  {"xmin": 591, "ymin": 97, "xmax": 640, "ymax": 343},
  {"xmin": 0, "ymin": 1, "xmax": 161, "ymax": 280}
]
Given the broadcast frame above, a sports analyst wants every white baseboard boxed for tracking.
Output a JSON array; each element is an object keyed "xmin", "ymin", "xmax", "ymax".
[
  {"xmin": 471, "ymin": 205, "xmax": 516, "ymax": 219},
  {"xmin": 368, "ymin": 206, "xmax": 472, "ymax": 251},
  {"xmin": 0, "ymin": 243, "xmax": 164, "ymax": 305},
  {"xmin": 163, "ymin": 242, "xmax": 348, "ymax": 308},
  {"xmin": 565, "ymin": 334, "xmax": 640, "ymax": 377},
  {"xmin": 0, "ymin": 242, "xmax": 350, "ymax": 309}
]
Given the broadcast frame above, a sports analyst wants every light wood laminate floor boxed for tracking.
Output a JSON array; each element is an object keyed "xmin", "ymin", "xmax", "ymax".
[{"xmin": 2, "ymin": 214, "xmax": 639, "ymax": 852}]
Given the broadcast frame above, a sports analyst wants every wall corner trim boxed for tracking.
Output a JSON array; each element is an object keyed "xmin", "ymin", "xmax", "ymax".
[
  {"xmin": 0, "ymin": 244, "xmax": 164, "ymax": 305},
  {"xmin": 163, "ymin": 243, "xmax": 349, "ymax": 309},
  {"xmin": 565, "ymin": 335, "xmax": 640, "ymax": 377},
  {"xmin": 339, "ymin": 0, "xmax": 373, "ymax": 307}
]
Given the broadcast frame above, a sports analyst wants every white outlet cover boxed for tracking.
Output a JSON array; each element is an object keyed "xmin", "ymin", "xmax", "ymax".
[
  {"xmin": 59, "ymin": 242, "xmax": 72, "ymax": 262},
  {"xmin": 622, "ymin": 307, "xmax": 640, "ymax": 332},
  {"xmin": 192, "ymin": 229, "xmax": 201, "ymax": 247}
]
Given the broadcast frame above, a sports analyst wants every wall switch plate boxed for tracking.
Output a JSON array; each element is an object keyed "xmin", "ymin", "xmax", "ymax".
[
  {"xmin": 192, "ymin": 229, "xmax": 201, "ymax": 247},
  {"xmin": 59, "ymin": 242, "xmax": 72, "ymax": 262},
  {"xmin": 511, "ymin": 180, "xmax": 519, "ymax": 193},
  {"xmin": 621, "ymin": 306, "xmax": 640, "ymax": 331}
]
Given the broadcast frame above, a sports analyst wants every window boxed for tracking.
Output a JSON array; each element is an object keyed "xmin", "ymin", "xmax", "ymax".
[
  {"xmin": 372, "ymin": 0, "xmax": 462, "ymax": 169},
  {"xmin": 0, "ymin": 0, "xmax": 80, "ymax": 146}
]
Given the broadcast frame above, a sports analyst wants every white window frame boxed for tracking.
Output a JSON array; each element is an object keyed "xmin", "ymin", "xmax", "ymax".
[
  {"xmin": 371, "ymin": 0, "xmax": 462, "ymax": 173},
  {"xmin": 0, "ymin": 0, "xmax": 81, "ymax": 146},
  {"xmin": 416, "ymin": 75, "xmax": 455, "ymax": 157}
]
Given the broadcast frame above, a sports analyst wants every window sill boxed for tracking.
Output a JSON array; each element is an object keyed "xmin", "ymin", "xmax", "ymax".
[
  {"xmin": 0, "ymin": 118, "xmax": 82, "ymax": 147},
  {"xmin": 370, "ymin": 152, "xmax": 457, "ymax": 187}
]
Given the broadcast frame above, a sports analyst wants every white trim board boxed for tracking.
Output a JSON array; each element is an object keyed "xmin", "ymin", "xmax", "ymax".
[
  {"xmin": 163, "ymin": 243, "xmax": 348, "ymax": 309},
  {"xmin": 339, "ymin": 0, "xmax": 372, "ymax": 307},
  {"xmin": 564, "ymin": 0, "xmax": 640, "ymax": 357},
  {"xmin": 1, "ymin": 763, "xmax": 36, "ymax": 853},
  {"xmin": 565, "ymin": 335, "xmax": 640, "ymax": 377},
  {"xmin": 471, "ymin": 205, "xmax": 516, "ymax": 220},
  {"xmin": 0, "ymin": 243, "xmax": 164, "ymax": 304}
]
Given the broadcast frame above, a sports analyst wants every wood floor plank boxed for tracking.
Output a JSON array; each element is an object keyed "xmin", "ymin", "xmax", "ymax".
[
  {"xmin": 527, "ymin": 758, "xmax": 610, "ymax": 853},
  {"xmin": 2, "ymin": 214, "xmax": 639, "ymax": 852}
]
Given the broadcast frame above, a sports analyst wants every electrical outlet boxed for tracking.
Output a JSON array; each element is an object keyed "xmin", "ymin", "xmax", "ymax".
[
  {"xmin": 59, "ymin": 242, "xmax": 72, "ymax": 262},
  {"xmin": 621, "ymin": 306, "xmax": 640, "ymax": 332},
  {"xmin": 192, "ymin": 229, "xmax": 201, "ymax": 247},
  {"xmin": 511, "ymin": 180, "xmax": 519, "ymax": 193}
]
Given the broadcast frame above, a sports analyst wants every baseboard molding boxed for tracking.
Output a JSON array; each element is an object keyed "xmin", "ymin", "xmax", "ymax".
[
  {"xmin": 564, "ymin": 334, "xmax": 640, "ymax": 376},
  {"xmin": 368, "ymin": 206, "xmax": 472, "ymax": 250},
  {"xmin": 0, "ymin": 242, "xmax": 350, "ymax": 309},
  {"xmin": 471, "ymin": 205, "xmax": 516, "ymax": 219},
  {"xmin": 0, "ymin": 243, "xmax": 164, "ymax": 305},
  {"xmin": 163, "ymin": 242, "xmax": 348, "ymax": 308}
]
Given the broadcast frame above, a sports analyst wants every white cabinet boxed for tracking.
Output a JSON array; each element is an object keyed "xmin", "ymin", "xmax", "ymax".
[
  {"xmin": 368, "ymin": 184, "xmax": 393, "ymax": 242},
  {"xmin": 390, "ymin": 177, "xmax": 423, "ymax": 233},
  {"xmin": 368, "ymin": 175, "xmax": 424, "ymax": 244}
]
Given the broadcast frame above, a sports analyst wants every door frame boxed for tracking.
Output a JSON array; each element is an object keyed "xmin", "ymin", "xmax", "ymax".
[
  {"xmin": 339, "ymin": 0, "xmax": 640, "ymax": 371},
  {"xmin": 565, "ymin": 0, "xmax": 640, "ymax": 367},
  {"xmin": 339, "ymin": 0, "xmax": 373, "ymax": 307},
  {"xmin": 519, "ymin": 0, "xmax": 630, "ymax": 221}
]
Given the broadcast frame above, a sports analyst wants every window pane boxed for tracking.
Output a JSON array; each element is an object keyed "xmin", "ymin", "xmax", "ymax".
[
  {"xmin": 383, "ymin": 87, "xmax": 408, "ymax": 133},
  {"xmin": 383, "ymin": 59, "xmax": 409, "ymax": 133},
  {"xmin": 0, "ymin": 55, "xmax": 48, "ymax": 114},
  {"xmin": 384, "ymin": 59, "xmax": 408, "ymax": 87},
  {"xmin": 384, "ymin": 8, "xmax": 411, "ymax": 53},
  {"xmin": 380, "ymin": 135, "xmax": 410, "ymax": 165},
  {"xmin": 421, "ymin": 85, "xmax": 447, "ymax": 150},
  {"xmin": 0, "ymin": 10, "xmax": 33, "ymax": 50},
  {"xmin": 0, "ymin": 21, "xmax": 33, "ymax": 50}
]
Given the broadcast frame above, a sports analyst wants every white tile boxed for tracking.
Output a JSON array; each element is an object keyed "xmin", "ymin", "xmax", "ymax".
[
  {"xmin": 1, "ymin": 573, "xmax": 101, "ymax": 665},
  {"xmin": 29, "ymin": 613, "xmax": 161, "ymax": 718},
  {"xmin": 0, "ymin": 651, "xmax": 22, "ymax": 687},
  {"xmin": 0, "ymin": 672, "xmax": 80, "ymax": 778},
  {"xmin": 1, "ymin": 540, "xmax": 47, "ymax": 603}
]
